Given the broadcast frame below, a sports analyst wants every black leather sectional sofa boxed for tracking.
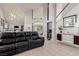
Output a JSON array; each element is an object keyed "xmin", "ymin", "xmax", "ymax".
[{"xmin": 0, "ymin": 32, "xmax": 45, "ymax": 56}]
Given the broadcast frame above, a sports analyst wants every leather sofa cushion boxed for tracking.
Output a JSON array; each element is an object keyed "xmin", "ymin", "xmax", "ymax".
[
  {"xmin": 16, "ymin": 41, "xmax": 29, "ymax": 52},
  {"xmin": 0, "ymin": 38, "xmax": 16, "ymax": 45},
  {"xmin": 30, "ymin": 39, "xmax": 42, "ymax": 43},
  {"xmin": 16, "ymin": 41, "xmax": 28, "ymax": 48},
  {"xmin": 0, "ymin": 50, "xmax": 16, "ymax": 56},
  {"xmin": 29, "ymin": 38, "xmax": 44, "ymax": 49},
  {"xmin": 16, "ymin": 37, "xmax": 27, "ymax": 42},
  {"xmin": 0, "ymin": 32, "xmax": 15, "ymax": 39},
  {"xmin": 0, "ymin": 44, "xmax": 15, "ymax": 53},
  {"xmin": 16, "ymin": 32, "xmax": 25, "ymax": 37},
  {"xmin": 32, "ymin": 36, "xmax": 38, "ymax": 40}
]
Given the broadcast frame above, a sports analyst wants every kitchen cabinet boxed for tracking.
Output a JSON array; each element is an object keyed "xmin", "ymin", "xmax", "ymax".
[
  {"xmin": 57, "ymin": 34, "xmax": 62, "ymax": 41},
  {"xmin": 74, "ymin": 36, "xmax": 79, "ymax": 45}
]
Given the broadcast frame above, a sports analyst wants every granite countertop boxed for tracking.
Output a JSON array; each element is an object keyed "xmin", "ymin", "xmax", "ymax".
[
  {"xmin": 57, "ymin": 32, "xmax": 79, "ymax": 36},
  {"xmin": 62, "ymin": 33, "xmax": 79, "ymax": 36}
]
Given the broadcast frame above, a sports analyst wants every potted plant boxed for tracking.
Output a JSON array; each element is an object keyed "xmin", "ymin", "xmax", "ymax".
[{"xmin": 58, "ymin": 26, "xmax": 63, "ymax": 33}]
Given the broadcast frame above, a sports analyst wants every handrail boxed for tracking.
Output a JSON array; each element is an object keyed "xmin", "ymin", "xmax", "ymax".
[{"xmin": 56, "ymin": 3, "xmax": 69, "ymax": 18}]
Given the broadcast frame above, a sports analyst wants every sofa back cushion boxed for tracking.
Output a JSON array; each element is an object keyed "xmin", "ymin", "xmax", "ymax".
[
  {"xmin": 0, "ymin": 38, "xmax": 16, "ymax": 45},
  {"xmin": 15, "ymin": 32, "xmax": 25, "ymax": 37},
  {"xmin": 0, "ymin": 32, "xmax": 15, "ymax": 39},
  {"xmin": 25, "ymin": 32, "xmax": 31, "ymax": 37},
  {"xmin": 15, "ymin": 32, "xmax": 28, "ymax": 42},
  {"xmin": 31, "ymin": 32, "xmax": 38, "ymax": 36},
  {"xmin": 16, "ymin": 37, "xmax": 27, "ymax": 42}
]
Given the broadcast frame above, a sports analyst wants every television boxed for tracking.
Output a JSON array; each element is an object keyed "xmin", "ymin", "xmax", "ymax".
[
  {"xmin": 63, "ymin": 15, "xmax": 77, "ymax": 28},
  {"xmin": 14, "ymin": 26, "xmax": 19, "ymax": 28}
]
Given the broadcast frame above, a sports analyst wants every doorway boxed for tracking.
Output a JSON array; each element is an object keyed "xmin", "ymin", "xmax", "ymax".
[{"xmin": 47, "ymin": 22, "xmax": 52, "ymax": 40}]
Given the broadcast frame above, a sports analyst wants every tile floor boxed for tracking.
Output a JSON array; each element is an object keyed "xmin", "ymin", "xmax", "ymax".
[{"xmin": 15, "ymin": 40, "xmax": 79, "ymax": 56}]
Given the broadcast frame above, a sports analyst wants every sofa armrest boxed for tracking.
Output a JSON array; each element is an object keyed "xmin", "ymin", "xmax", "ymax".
[
  {"xmin": 37, "ymin": 37, "xmax": 45, "ymax": 42},
  {"xmin": 38, "ymin": 37, "xmax": 44, "ymax": 39}
]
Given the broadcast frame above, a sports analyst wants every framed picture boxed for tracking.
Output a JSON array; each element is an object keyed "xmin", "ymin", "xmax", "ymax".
[{"xmin": 63, "ymin": 15, "xmax": 77, "ymax": 28}]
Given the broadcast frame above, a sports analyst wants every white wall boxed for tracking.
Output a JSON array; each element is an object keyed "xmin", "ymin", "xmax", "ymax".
[
  {"xmin": 24, "ymin": 10, "xmax": 32, "ymax": 31},
  {"xmin": 0, "ymin": 8, "xmax": 4, "ymax": 18},
  {"xmin": 32, "ymin": 5, "xmax": 43, "ymax": 36},
  {"xmin": 51, "ymin": 4, "xmax": 56, "ymax": 40},
  {"xmin": 43, "ymin": 4, "xmax": 47, "ymax": 39},
  {"xmin": 63, "ymin": 4, "xmax": 78, "ymax": 18},
  {"xmin": 33, "ymin": 6, "xmax": 43, "ymax": 19},
  {"xmin": 56, "ymin": 3, "xmax": 77, "ymax": 34},
  {"xmin": 0, "ymin": 8, "xmax": 4, "ymax": 32},
  {"xmin": 62, "ymin": 4, "xmax": 79, "ymax": 35}
]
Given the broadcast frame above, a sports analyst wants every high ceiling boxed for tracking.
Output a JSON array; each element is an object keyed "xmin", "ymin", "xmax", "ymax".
[{"xmin": 0, "ymin": 3, "xmax": 43, "ymax": 25}]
